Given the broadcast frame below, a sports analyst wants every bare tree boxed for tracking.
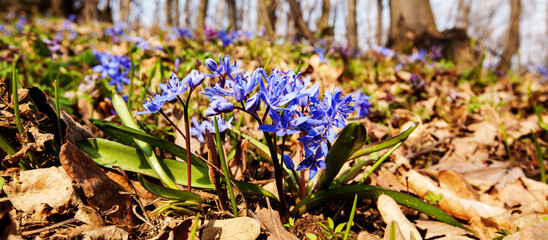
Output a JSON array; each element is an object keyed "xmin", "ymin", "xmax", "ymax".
[
  {"xmin": 457, "ymin": 0, "xmax": 470, "ymax": 29},
  {"xmin": 258, "ymin": 0, "xmax": 277, "ymax": 38},
  {"xmin": 197, "ymin": 0, "xmax": 208, "ymax": 34},
  {"xmin": 185, "ymin": 0, "xmax": 191, "ymax": 27},
  {"xmin": 227, "ymin": 0, "xmax": 237, "ymax": 29},
  {"xmin": 174, "ymin": 0, "xmax": 179, "ymax": 26},
  {"xmin": 287, "ymin": 0, "xmax": 314, "ymax": 42},
  {"xmin": 317, "ymin": 0, "xmax": 330, "ymax": 34},
  {"xmin": 500, "ymin": 0, "xmax": 521, "ymax": 70},
  {"xmin": 376, "ymin": 0, "xmax": 383, "ymax": 45},
  {"xmin": 387, "ymin": 0, "xmax": 438, "ymax": 50},
  {"xmin": 120, "ymin": 0, "xmax": 130, "ymax": 22},
  {"xmin": 166, "ymin": 0, "xmax": 172, "ymax": 25},
  {"xmin": 347, "ymin": 0, "xmax": 358, "ymax": 53}
]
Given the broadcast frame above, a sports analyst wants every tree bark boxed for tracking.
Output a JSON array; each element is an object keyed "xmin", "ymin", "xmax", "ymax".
[
  {"xmin": 286, "ymin": 0, "xmax": 314, "ymax": 43},
  {"xmin": 174, "ymin": 0, "xmax": 179, "ymax": 26},
  {"xmin": 227, "ymin": 0, "xmax": 237, "ymax": 30},
  {"xmin": 387, "ymin": 0, "xmax": 438, "ymax": 51},
  {"xmin": 317, "ymin": 0, "xmax": 330, "ymax": 34},
  {"xmin": 184, "ymin": 0, "xmax": 191, "ymax": 27},
  {"xmin": 197, "ymin": 0, "xmax": 208, "ymax": 34},
  {"xmin": 165, "ymin": 0, "xmax": 172, "ymax": 25},
  {"xmin": 81, "ymin": 0, "xmax": 99, "ymax": 22},
  {"xmin": 376, "ymin": 0, "xmax": 383, "ymax": 45},
  {"xmin": 500, "ymin": 0, "xmax": 521, "ymax": 70},
  {"xmin": 120, "ymin": 0, "xmax": 130, "ymax": 22},
  {"xmin": 346, "ymin": 0, "xmax": 358, "ymax": 53},
  {"xmin": 258, "ymin": 0, "xmax": 277, "ymax": 38},
  {"xmin": 457, "ymin": 0, "xmax": 470, "ymax": 29}
]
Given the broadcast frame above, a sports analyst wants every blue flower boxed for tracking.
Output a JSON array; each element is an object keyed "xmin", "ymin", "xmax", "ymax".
[
  {"xmin": 296, "ymin": 152, "xmax": 326, "ymax": 180},
  {"xmin": 373, "ymin": 46, "xmax": 395, "ymax": 58},
  {"xmin": 258, "ymin": 109, "xmax": 308, "ymax": 137},
  {"xmin": 186, "ymin": 70, "xmax": 206, "ymax": 89},
  {"xmin": 204, "ymin": 54, "xmax": 244, "ymax": 80},
  {"xmin": 137, "ymin": 93, "xmax": 166, "ymax": 114},
  {"xmin": 92, "ymin": 50, "xmax": 131, "ymax": 92},
  {"xmin": 157, "ymin": 73, "xmax": 188, "ymax": 101},
  {"xmin": 259, "ymin": 69, "xmax": 302, "ymax": 111},
  {"xmin": 204, "ymin": 95, "xmax": 235, "ymax": 116},
  {"xmin": 408, "ymin": 49, "xmax": 427, "ymax": 63},
  {"xmin": 352, "ymin": 90, "xmax": 372, "ymax": 119},
  {"xmin": 190, "ymin": 117, "xmax": 212, "ymax": 143},
  {"xmin": 226, "ymin": 70, "xmax": 260, "ymax": 102},
  {"xmin": 218, "ymin": 30, "xmax": 233, "ymax": 47},
  {"xmin": 283, "ymin": 154, "xmax": 295, "ymax": 169}
]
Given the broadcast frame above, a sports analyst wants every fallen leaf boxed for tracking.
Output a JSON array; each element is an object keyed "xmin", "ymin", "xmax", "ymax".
[
  {"xmin": 151, "ymin": 218, "xmax": 197, "ymax": 240},
  {"xmin": 256, "ymin": 206, "xmax": 299, "ymax": 240},
  {"xmin": 504, "ymin": 220, "xmax": 548, "ymax": 240},
  {"xmin": 438, "ymin": 170, "xmax": 478, "ymax": 201},
  {"xmin": 357, "ymin": 231, "xmax": 382, "ymax": 240},
  {"xmin": 401, "ymin": 170, "xmax": 506, "ymax": 220},
  {"xmin": 377, "ymin": 194, "xmax": 422, "ymax": 240},
  {"xmin": 3, "ymin": 167, "xmax": 80, "ymax": 214},
  {"xmin": 60, "ymin": 141, "xmax": 138, "ymax": 227},
  {"xmin": 64, "ymin": 225, "xmax": 129, "ymax": 240},
  {"xmin": 74, "ymin": 206, "xmax": 105, "ymax": 227},
  {"xmin": 415, "ymin": 220, "xmax": 473, "ymax": 240},
  {"xmin": 382, "ymin": 221, "xmax": 405, "ymax": 240},
  {"xmin": 201, "ymin": 217, "xmax": 260, "ymax": 240}
]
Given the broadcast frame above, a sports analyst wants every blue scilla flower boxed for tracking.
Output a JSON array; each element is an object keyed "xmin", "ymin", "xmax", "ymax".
[
  {"xmin": 157, "ymin": 73, "xmax": 188, "ymax": 101},
  {"xmin": 296, "ymin": 151, "xmax": 327, "ymax": 180},
  {"xmin": 352, "ymin": 90, "xmax": 372, "ymax": 119},
  {"xmin": 408, "ymin": 49, "xmax": 427, "ymax": 63},
  {"xmin": 204, "ymin": 95, "xmax": 235, "ymax": 116},
  {"xmin": 373, "ymin": 46, "xmax": 395, "ymax": 58},
  {"xmin": 283, "ymin": 70, "xmax": 319, "ymax": 108},
  {"xmin": 190, "ymin": 117, "xmax": 212, "ymax": 143},
  {"xmin": 137, "ymin": 93, "xmax": 166, "ymax": 114},
  {"xmin": 186, "ymin": 69, "xmax": 206, "ymax": 89},
  {"xmin": 226, "ymin": 71, "xmax": 260, "ymax": 102},
  {"xmin": 283, "ymin": 154, "xmax": 295, "ymax": 169},
  {"xmin": 326, "ymin": 87, "xmax": 355, "ymax": 122},
  {"xmin": 92, "ymin": 50, "xmax": 131, "ymax": 92},
  {"xmin": 218, "ymin": 30, "xmax": 233, "ymax": 47},
  {"xmin": 204, "ymin": 54, "xmax": 244, "ymax": 80},
  {"xmin": 258, "ymin": 69, "xmax": 302, "ymax": 111},
  {"xmin": 258, "ymin": 109, "xmax": 308, "ymax": 137}
]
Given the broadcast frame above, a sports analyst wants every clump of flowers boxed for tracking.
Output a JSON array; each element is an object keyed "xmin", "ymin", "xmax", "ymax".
[
  {"xmin": 92, "ymin": 50, "xmax": 131, "ymax": 92},
  {"xmin": 352, "ymin": 90, "xmax": 372, "ymax": 119}
]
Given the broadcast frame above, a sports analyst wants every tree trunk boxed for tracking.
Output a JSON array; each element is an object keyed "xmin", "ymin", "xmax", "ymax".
[
  {"xmin": 120, "ymin": 0, "xmax": 130, "ymax": 22},
  {"xmin": 318, "ymin": 0, "xmax": 330, "ymax": 31},
  {"xmin": 346, "ymin": 0, "xmax": 358, "ymax": 53},
  {"xmin": 165, "ymin": 0, "xmax": 172, "ymax": 25},
  {"xmin": 217, "ymin": 0, "xmax": 225, "ymax": 27},
  {"xmin": 376, "ymin": 0, "xmax": 383, "ymax": 45},
  {"xmin": 81, "ymin": 0, "xmax": 99, "ymax": 22},
  {"xmin": 500, "ymin": 0, "xmax": 521, "ymax": 70},
  {"xmin": 174, "ymin": 0, "xmax": 179, "ymax": 26},
  {"xmin": 387, "ymin": 0, "xmax": 438, "ymax": 51},
  {"xmin": 258, "ymin": 0, "xmax": 277, "ymax": 38},
  {"xmin": 197, "ymin": 0, "xmax": 208, "ymax": 35},
  {"xmin": 457, "ymin": 0, "xmax": 470, "ymax": 29},
  {"xmin": 184, "ymin": 0, "xmax": 191, "ymax": 27},
  {"xmin": 227, "ymin": 0, "xmax": 237, "ymax": 30},
  {"xmin": 286, "ymin": 0, "xmax": 314, "ymax": 43}
]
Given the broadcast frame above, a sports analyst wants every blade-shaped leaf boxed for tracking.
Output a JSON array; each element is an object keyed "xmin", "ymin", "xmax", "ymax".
[
  {"xmin": 292, "ymin": 185, "xmax": 470, "ymax": 232},
  {"xmin": 90, "ymin": 118, "xmax": 207, "ymax": 168},
  {"xmin": 138, "ymin": 174, "xmax": 201, "ymax": 200},
  {"xmin": 313, "ymin": 122, "xmax": 367, "ymax": 191},
  {"xmin": 349, "ymin": 122, "xmax": 418, "ymax": 160},
  {"xmin": 76, "ymin": 138, "xmax": 277, "ymax": 199}
]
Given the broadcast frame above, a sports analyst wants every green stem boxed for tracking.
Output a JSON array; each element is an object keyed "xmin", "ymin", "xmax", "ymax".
[
  {"xmin": 359, "ymin": 142, "xmax": 403, "ymax": 184},
  {"xmin": 0, "ymin": 134, "xmax": 16, "ymax": 156},
  {"xmin": 500, "ymin": 123, "xmax": 513, "ymax": 162},
  {"xmin": 531, "ymin": 130, "xmax": 546, "ymax": 183},
  {"xmin": 183, "ymin": 103, "xmax": 192, "ymax": 192},
  {"xmin": 12, "ymin": 59, "xmax": 31, "ymax": 169},
  {"xmin": 350, "ymin": 122, "xmax": 417, "ymax": 160},
  {"xmin": 214, "ymin": 117, "xmax": 238, "ymax": 217},
  {"xmin": 54, "ymin": 79, "xmax": 63, "ymax": 146},
  {"xmin": 343, "ymin": 194, "xmax": 358, "ymax": 240},
  {"xmin": 189, "ymin": 213, "xmax": 200, "ymax": 240}
]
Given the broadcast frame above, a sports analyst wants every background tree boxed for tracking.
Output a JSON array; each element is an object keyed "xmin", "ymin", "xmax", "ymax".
[
  {"xmin": 258, "ymin": 0, "xmax": 278, "ymax": 39},
  {"xmin": 227, "ymin": 0, "xmax": 237, "ymax": 29},
  {"xmin": 500, "ymin": 0, "xmax": 521, "ymax": 70},
  {"xmin": 287, "ymin": 0, "xmax": 315, "ymax": 43},
  {"xmin": 317, "ymin": 0, "xmax": 331, "ymax": 36},
  {"xmin": 387, "ymin": 0, "xmax": 438, "ymax": 51},
  {"xmin": 376, "ymin": 0, "xmax": 383, "ymax": 45},
  {"xmin": 197, "ymin": 0, "xmax": 209, "ymax": 35},
  {"xmin": 346, "ymin": 0, "xmax": 358, "ymax": 53}
]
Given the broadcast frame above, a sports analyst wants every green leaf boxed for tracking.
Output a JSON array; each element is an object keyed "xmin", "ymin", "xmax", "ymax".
[
  {"xmin": 138, "ymin": 174, "xmax": 201, "ymax": 200},
  {"xmin": 349, "ymin": 122, "xmax": 418, "ymax": 160},
  {"xmin": 89, "ymin": 118, "xmax": 207, "ymax": 168},
  {"xmin": 334, "ymin": 223, "xmax": 346, "ymax": 233},
  {"xmin": 313, "ymin": 122, "xmax": 367, "ymax": 191},
  {"xmin": 292, "ymin": 185, "xmax": 470, "ymax": 232},
  {"xmin": 305, "ymin": 233, "xmax": 317, "ymax": 240},
  {"xmin": 76, "ymin": 138, "xmax": 277, "ymax": 199},
  {"xmin": 328, "ymin": 217, "xmax": 334, "ymax": 230},
  {"xmin": 77, "ymin": 138, "xmax": 213, "ymax": 188}
]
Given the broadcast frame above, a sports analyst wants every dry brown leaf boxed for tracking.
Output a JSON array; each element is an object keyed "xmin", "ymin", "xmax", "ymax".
[
  {"xmin": 229, "ymin": 139, "xmax": 249, "ymax": 181},
  {"xmin": 63, "ymin": 225, "xmax": 129, "ymax": 240},
  {"xmin": 151, "ymin": 218, "xmax": 197, "ymax": 240},
  {"xmin": 201, "ymin": 217, "xmax": 260, "ymax": 240},
  {"xmin": 256, "ymin": 206, "xmax": 299, "ymax": 240},
  {"xmin": 504, "ymin": 220, "xmax": 548, "ymax": 240},
  {"xmin": 3, "ymin": 167, "xmax": 80, "ymax": 214},
  {"xmin": 401, "ymin": 170, "xmax": 506, "ymax": 220},
  {"xmin": 357, "ymin": 231, "xmax": 382, "ymax": 240},
  {"xmin": 415, "ymin": 220, "xmax": 473, "ymax": 240},
  {"xmin": 74, "ymin": 206, "xmax": 105, "ymax": 227},
  {"xmin": 377, "ymin": 194, "xmax": 422, "ymax": 240},
  {"xmin": 438, "ymin": 170, "xmax": 478, "ymax": 201},
  {"xmin": 376, "ymin": 169, "xmax": 408, "ymax": 192},
  {"xmin": 60, "ymin": 142, "xmax": 138, "ymax": 227}
]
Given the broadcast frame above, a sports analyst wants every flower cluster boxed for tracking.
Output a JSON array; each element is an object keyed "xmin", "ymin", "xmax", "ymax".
[
  {"xmin": 203, "ymin": 25, "xmax": 255, "ymax": 47},
  {"xmin": 105, "ymin": 21, "xmax": 128, "ymax": 42},
  {"xmin": 167, "ymin": 27, "xmax": 194, "ymax": 41},
  {"xmin": 92, "ymin": 50, "xmax": 131, "ymax": 92},
  {"xmin": 201, "ymin": 54, "xmax": 360, "ymax": 179},
  {"xmin": 137, "ymin": 71, "xmax": 205, "ymax": 114},
  {"xmin": 190, "ymin": 116, "xmax": 233, "ymax": 143},
  {"xmin": 352, "ymin": 90, "xmax": 372, "ymax": 119}
]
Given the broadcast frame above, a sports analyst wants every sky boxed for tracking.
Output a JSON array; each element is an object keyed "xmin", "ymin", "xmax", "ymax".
[{"xmin": 105, "ymin": 0, "xmax": 548, "ymax": 67}]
